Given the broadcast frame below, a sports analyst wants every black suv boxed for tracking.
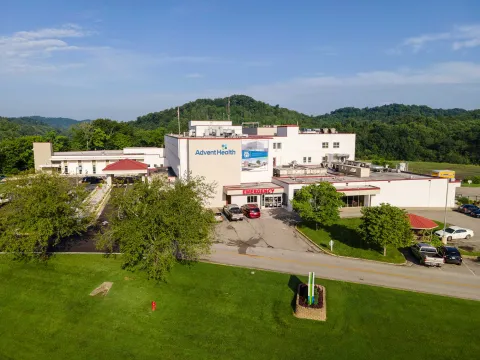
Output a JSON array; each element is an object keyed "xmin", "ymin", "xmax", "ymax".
[{"xmin": 437, "ymin": 246, "xmax": 463, "ymax": 265}]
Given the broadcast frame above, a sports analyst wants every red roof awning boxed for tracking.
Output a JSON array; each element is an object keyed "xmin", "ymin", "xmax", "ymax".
[
  {"xmin": 408, "ymin": 213, "xmax": 438, "ymax": 230},
  {"xmin": 103, "ymin": 159, "xmax": 148, "ymax": 172}
]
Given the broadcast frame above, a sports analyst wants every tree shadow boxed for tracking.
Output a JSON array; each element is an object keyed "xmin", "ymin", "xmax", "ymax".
[
  {"xmin": 268, "ymin": 208, "xmax": 301, "ymax": 227},
  {"xmin": 288, "ymin": 275, "xmax": 303, "ymax": 312}
]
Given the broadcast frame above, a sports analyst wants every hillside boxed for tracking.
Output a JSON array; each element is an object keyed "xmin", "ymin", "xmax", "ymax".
[
  {"xmin": 134, "ymin": 96, "xmax": 480, "ymax": 164},
  {"xmin": 0, "ymin": 117, "xmax": 59, "ymax": 141},
  {"xmin": 134, "ymin": 95, "xmax": 312, "ymax": 131},
  {"xmin": 9, "ymin": 116, "xmax": 88, "ymax": 129},
  {"xmin": 133, "ymin": 95, "xmax": 480, "ymax": 131}
]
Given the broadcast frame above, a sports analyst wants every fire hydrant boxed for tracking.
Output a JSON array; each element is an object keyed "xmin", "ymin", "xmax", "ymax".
[{"xmin": 151, "ymin": 301, "xmax": 156, "ymax": 311}]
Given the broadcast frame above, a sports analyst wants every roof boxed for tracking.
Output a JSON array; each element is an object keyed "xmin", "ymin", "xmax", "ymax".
[
  {"xmin": 103, "ymin": 159, "xmax": 148, "ymax": 172},
  {"xmin": 408, "ymin": 214, "xmax": 438, "ymax": 230}
]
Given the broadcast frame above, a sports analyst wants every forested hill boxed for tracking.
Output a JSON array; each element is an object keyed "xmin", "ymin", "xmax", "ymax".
[
  {"xmin": 9, "ymin": 116, "xmax": 88, "ymax": 129},
  {"xmin": 134, "ymin": 95, "xmax": 480, "ymax": 130},
  {"xmin": 135, "ymin": 95, "xmax": 480, "ymax": 164},
  {"xmin": 0, "ymin": 117, "xmax": 60, "ymax": 141},
  {"xmin": 1, "ymin": 96, "xmax": 480, "ymax": 175},
  {"xmin": 134, "ymin": 95, "xmax": 313, "ymax": 131}
]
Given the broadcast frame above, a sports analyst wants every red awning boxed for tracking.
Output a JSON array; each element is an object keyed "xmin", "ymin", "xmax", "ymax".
[
  {"xmin": 408, "ymin": 213, "xmax": 438, "ymax": 230},
  {"xmin": 103, "ymin": 159, "xmax": 148, "ymax": 171}
]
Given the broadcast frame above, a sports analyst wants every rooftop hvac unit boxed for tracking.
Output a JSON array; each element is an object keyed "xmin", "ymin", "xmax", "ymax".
[
  {"xmin": 330, "ymin": 128, "xmax": 337, "ymax": 134},
  {"xmin": 322, "ymin": 128, "xmax": 329, "ymax": 133}
]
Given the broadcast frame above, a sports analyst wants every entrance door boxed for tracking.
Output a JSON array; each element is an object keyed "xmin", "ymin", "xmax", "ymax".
[{"xmin": 264, "ymin": 195, "xmax": 283, "ymax": 208}]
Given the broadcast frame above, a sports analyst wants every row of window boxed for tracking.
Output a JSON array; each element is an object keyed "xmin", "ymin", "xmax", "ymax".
[
  {"xmin": 274, "ymin": 142, "xmax": 339, "ymax": 150},
  {"xmin": 303, "ymin": 157, "xmax": 312, "ymax": 164},
  {"xmin": 322, "ymin": 142, "xmax": 340, "ymax": 149}
]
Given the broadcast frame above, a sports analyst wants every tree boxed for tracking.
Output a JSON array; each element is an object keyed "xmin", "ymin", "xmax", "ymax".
[
  {"xmin": 0, "ymin": 173, "xmax": 90, "ymax": 260},
  {"xmin": 358, "ymin": 203, "xmax": 414, "ymax": 256},
  {"xmin": 97, "ymin": 176, "xmax": 215, "ymax": 280},
  {"xmin": 291, "ymin": 182, "xmax": 344, "ymax": 229}
]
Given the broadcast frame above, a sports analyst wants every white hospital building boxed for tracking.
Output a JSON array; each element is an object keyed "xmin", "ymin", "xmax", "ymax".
[{"xmin": 34, "ymin": 120, "xmax": 460, "ymax": 210}]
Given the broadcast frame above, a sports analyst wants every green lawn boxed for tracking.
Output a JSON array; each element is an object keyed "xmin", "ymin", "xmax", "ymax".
[
  {"xmin": 0, "ymin": 256, "xmax": 479, "ymax": 360},
  {"xmin": 298, "ymin": 218, "xmax": 406, "ymax": 263},
  {"xmin": 393, "ymin": 161, "xmax": 480, "ymax": 179},
  {"xmin": 461, "ymin": 183, "xmax": 480, "ymax": 187}
]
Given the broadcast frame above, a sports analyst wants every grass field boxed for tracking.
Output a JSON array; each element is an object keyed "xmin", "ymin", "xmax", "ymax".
[
  {"xmin": 0, "ymin": 256, "xmax": 479, "ymax": 360},
  {"xmin": 394, "ymin": 161, "xmax": 480, "ymax": 179},
  {"xmin": 298, "ymin": 218, "xmax": 406, "ymax": 263}
]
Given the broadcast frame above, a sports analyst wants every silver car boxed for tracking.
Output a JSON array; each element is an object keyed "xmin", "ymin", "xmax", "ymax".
[{"xmin": 223, "ymin": 204, "xmax": 244, "ymax": 221}]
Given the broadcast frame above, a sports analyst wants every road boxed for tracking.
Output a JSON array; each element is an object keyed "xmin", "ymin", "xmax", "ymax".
[{"xmin": 204, "ymin": 244, "xmax": 480, "ymax": 301}]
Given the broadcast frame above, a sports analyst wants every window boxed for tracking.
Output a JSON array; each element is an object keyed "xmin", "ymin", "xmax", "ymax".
[
  {"xmin": 64, "ymin": 166, "xmax": 68, "ymax": 174},
  {"xmin": 273, "ymin": 142, "xmax": 282, "ymax": 149},
  {"xmin": 273, "ymin": 143, "xmax": 276, "ymax": 149},
  {"xmin": 333, "ymin": 142, "xmax": 340, "ymax": 148},
  {"xmin": 303, "ymin": 157, "xmax": 307, "ymax": 163},
  {"xmin": 322, "ymin": 142, "xmax": 329, "ymax": 148},
  {"xmin": 247, "ymin": 195, "xmax": 258, "ymax": 204},
  {"xmin": 308, "ymin": 157, "xmax": 311, "ymax": 163},
  {"xmin": 92, "ymin": 161, "xmax": 96, "ymax": 174}
]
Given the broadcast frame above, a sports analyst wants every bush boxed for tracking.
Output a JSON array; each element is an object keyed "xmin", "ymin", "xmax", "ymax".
[{"xmin": 457, "ymin": 197, "xmax": 472, "ymax": 205}]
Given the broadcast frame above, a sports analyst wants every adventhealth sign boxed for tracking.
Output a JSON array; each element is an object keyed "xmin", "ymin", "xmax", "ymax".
[{"xmin": 195, "ymin": 144, "xmax": 236, "ymax": 156}]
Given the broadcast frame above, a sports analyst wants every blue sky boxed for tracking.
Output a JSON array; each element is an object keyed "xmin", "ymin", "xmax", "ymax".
[{"xmin": 1, "ymin": 0, "xmax": 480, "ymax": 120}]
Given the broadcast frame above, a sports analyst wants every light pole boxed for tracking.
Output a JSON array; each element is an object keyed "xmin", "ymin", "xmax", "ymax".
[{"xmin": 442, "ymin": 179, "xmax": 449, "ymax": 245}]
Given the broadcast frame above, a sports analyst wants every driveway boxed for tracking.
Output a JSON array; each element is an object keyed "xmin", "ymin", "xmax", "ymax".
[
  {"xmin": 214, "ymin": 208, "xmax": 317, "ymax": 253},
  {"xmin": 205, "ymin": 244, "xmax": 480, "ymax": 301},
  {"xmin": 410, "ymin": 209, "xmax": 480, "ymax": 252}
]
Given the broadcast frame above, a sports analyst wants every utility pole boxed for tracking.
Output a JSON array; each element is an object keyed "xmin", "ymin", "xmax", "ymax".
[
  {"xmin": 177, "ymin": 106, "xmax": 180, "ymax": 135},
  {"xmin": 227, "ymin": 97, "xmax": 230, "ymax": 121},
  {"xmin": 442, "ymin": 179, "xmax": 449, "ymax": 244}
]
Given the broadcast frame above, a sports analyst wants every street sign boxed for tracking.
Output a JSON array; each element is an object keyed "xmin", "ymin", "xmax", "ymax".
[{"xmin": 329, "ymin": 240, "xmax": 334, "ymax": 251}]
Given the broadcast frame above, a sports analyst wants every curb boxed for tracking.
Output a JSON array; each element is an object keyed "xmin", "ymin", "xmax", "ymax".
[{"xmin": 294, "ymin": 225, "xmax": 408, "ymax": 266}]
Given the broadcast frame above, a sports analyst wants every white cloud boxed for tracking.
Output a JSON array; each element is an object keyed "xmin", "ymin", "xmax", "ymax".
[
  {"xmin": 185, "ymin": 73, "xmax": 204, "ymax": 78},
  {"xmin": 0, "ymin": 24, "xmax": 97, "ymax": 73},
  {"xmin": 394, "ymin": 24, "xmax": 480, "ymax": 52},
  {"xmin": 240, "ymin": 61, "xmax": 480, "ymax": 115}
]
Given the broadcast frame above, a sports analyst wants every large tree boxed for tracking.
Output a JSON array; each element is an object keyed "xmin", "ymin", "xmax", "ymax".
[
  {"xmin": 0, "ymin": 173, "xmax": 91, "ymax": 260},
  {"xmin": 292, "ymin": 182, "xmax": 344, "ymax": 229},
  {"xmin": 97, "ymin": 176, "xmax": 215, "ymax": 280},
  {"xmin": 358, "ymin": 203, "xmax": 414, "ymax": 256}
]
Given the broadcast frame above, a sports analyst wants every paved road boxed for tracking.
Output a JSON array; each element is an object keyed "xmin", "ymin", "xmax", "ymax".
[{"xmin": 204, "ymin": 244, "xmax": 480, "ymax": 301}]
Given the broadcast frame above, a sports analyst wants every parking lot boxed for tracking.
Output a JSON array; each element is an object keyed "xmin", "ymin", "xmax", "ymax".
[
  {"xmin": 214, "ymin": 208, "xmax": 317, "ymax": 253},
  {"xmin": 410, "ymin": 209, "xmax": 480, "ymax": 252}
]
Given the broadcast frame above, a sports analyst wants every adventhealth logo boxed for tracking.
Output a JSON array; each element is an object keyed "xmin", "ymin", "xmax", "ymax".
[{"xmin": 195, "ymin": 144, "xmax": 236, "ymax": 156}]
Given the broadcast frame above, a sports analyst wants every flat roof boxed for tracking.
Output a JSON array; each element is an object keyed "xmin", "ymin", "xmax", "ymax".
[
  {"xmin": 53, "ymin": 150, "xmax": 126, "ymax": 156},
  {"xmin": 166, "ymin": 134, "xmax": 273, "ymax": 140},
  {"xmin": 274, "ymin": 170, "xmax": 436, "ymax": 185},
  {"xmin": 223, "ymin": 182, "xmax": 282, "ymax": 190}
]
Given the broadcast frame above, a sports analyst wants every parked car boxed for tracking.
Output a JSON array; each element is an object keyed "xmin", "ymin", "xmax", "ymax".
[
  {"xmin": 81, "ymin": 176, "xmax": 102, "ymax": 184},
  {"xmin": 437, "ymin": 246, "xmax": 463, "ymax": 265},
  {"xmin": 469, "ymin": 209, "xmax": 480, "ymax": 218},
  {"xmin": 241, "ymin": 204, "xmax": 261, "ymax": 219},
  {"xmin": 223, "ymin": 204, "xmax": 243, "ymax": 221},
  {"xmin": 214, "ymin": 210, "xmax": 224, "ymax": 222},
  {"xmin": 457, "ymin": 204, "xmax": 479, "ymax": 214},
  {"xmin": 410, "ymin": 243, "xmax": 444, "ymax": 267},
  {"xmin": 434, "ymin": 226, "xmax": 474, "ymax": 241}
]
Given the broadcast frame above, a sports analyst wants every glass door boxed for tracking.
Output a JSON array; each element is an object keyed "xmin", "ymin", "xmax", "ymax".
[{"xmin": 264, "ymin": 195, "xmax": 273, "ymax": 207}]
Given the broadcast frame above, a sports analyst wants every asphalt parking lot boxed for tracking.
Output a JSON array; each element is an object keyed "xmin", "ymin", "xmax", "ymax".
[
  {"xmin": 410, "ymin": 209, "xmax": 480, "ymax": 252},
  {"xmin": 214, "ymin": 208, "xmax": 317, "ymax": 253}
]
